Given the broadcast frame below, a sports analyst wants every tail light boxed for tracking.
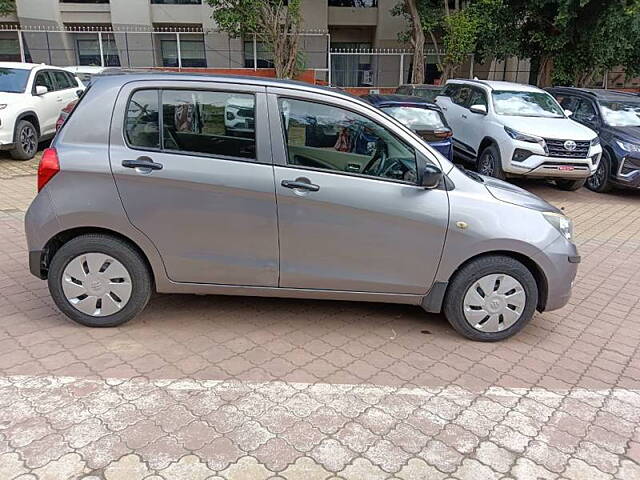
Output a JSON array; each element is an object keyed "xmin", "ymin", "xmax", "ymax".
[
  {"xmin": 434, "ymin": 129, "xmax": 453, "ymax": 139},
  {"xmin": 38, "ymin": 148, "xmax": 60, "ymax": 192}
]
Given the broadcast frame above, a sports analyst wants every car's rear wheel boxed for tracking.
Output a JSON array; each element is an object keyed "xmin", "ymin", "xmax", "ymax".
[
  {"xmin": 586, "ymin": 150, "xmax": 613, "ymax": 193},
  {"xmin": 443, "ymin": 255, "xmax": 538, "ymax": 341},
  {"xmin": 555, "ymin": 178, "xmax": 586, "ymax": 191},
  {"xmin": 10, "ymin": 120, "xmax": 39, "ymax": 160},
  {"xmin": 477, "ymin": 144, "xmax": 506, "ymax": 180},
  {"xmin": 48, "ymin": 234, "xmax": 152, "ymax": 327}
]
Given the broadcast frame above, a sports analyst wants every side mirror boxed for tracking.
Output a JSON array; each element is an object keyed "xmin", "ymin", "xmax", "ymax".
[
  {"xmin": 76, "ymin": 89, "xmax": 84, "ymax": 98},
  {"xmin": 564, "ymin": 109, "xmax": 573, "ymax": 117},
  {"xmin": 418, "ymin": 164, "xmax": 444, "ymax": 189},
  {"xmin": 35, "ymin": 85, "xmax": 48, "ymax": 95},
  {"xmin": 469, "ymin": 104, "xmax": 487, "ymax": 115}
]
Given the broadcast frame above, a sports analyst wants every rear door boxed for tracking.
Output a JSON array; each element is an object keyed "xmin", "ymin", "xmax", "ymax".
[
  {"xmin": 268, "ymin": 88, "xmax": 449, "ymax": 294},
  {"xmin": 109, "ymin": 80, "xmax": 279, "ymax": 286}
]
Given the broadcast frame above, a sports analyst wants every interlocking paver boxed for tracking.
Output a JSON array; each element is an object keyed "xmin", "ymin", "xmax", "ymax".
[{"xmin": 1, "ymin": 166, "xmax": 640, "ymax": 478}]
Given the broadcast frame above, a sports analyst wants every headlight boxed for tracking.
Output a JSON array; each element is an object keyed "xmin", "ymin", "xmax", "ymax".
[
  {"xmin": 590, "ymin": 136, "xmax": 600, "ymax": 146},
  {"xmin": 615, "ymin": 139, "xmax": 640, "ymax": 152},
  {"xmin": 543, "ymin": 212, "xmax": 574, "ymax": 242},
  {"xmin": 504, "ymin": 126, "xmax": 548, "ymax": 153}
]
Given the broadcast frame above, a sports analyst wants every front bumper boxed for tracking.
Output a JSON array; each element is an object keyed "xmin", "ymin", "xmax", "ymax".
[
  {"xmin": 613, "ymin": 154, "xmax": 640, "ymax": 189},
  {"xmin": 502, "ymin": 140, "xmax": 601, "ymax": 178},
  {"xmin": 533, "ymin": 235, "xmax": 580, "ymax": 311}
]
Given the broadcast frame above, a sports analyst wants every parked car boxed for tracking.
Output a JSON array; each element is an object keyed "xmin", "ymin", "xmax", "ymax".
[
  {"xmin": 361, "ymin": 94, "xmax": 453, "ymax": 161},
  {"xmin": 65, "ymin": 66, "xmax": 109, "ymax": 86},
  {"xmin": 396, "ymin": 84, "xmax": 443, "ymax": 102},
  {"xmin": 26, "ymin": 74, "xmax": 580, "ymax": 341},
  {"xmin": 0, "ymin": 62, "xmax": 84, "ymax": 160},
  {"xmin": 435, "ymin": 80, "xmax": 602, "ymax": 191},
  {"xmin": 547, "ymin": 87, "xmax": 640, "ymax": 192}
]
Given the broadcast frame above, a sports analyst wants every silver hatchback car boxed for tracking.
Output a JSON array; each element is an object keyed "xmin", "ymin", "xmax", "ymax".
[{"xmin": 25, "ymin": 74, "xmax": 579, "ymax": 341}]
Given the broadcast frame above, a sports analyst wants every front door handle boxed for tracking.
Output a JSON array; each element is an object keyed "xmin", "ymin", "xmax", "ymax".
[
  {"xmin": 281, "ymin": 179, "xmax": 320, "ymax": 192},
  {"xmin": 461, "ymin": 114, "xmax": 467, "ymax": 119},
  {"xmin": 122, "ymin": 157, "xmax": 163, "ymax": 171}
]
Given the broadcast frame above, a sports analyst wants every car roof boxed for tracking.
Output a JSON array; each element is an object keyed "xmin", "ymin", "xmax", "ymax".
[
  {"xmin": 92, "ymin": 72, "xmax": 370, "ymax": 105},
  {"xmin": 0, "ymin": 62, "xmax": 40, "ymax": 70},
  {"xmin": 399, "ymin": 84, "xmax": 442, "ymax": 89},
  {"xmin": 547, "ymin": 86, "xmax": 640, "ymax": 102},
  {"xmin": 361, "ymin": 94, "xmax": 438, "ymax": 108},
  {"xmin": 446, "ymin": 79, "xmax": 544, "ymax": 93}
]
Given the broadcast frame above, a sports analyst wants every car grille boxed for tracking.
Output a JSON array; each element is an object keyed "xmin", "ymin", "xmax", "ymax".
[{"xmin": 544, "ymin": 138, "xmax": 590, "ymax": 159}]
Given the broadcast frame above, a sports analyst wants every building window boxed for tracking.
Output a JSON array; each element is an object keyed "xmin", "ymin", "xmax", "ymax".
[
  {"xmin": 243, "ymin": 41, "xmax": 274, "ymax": 68},
  {"xmin": 150, "ymin": 0, "xmax": 202, "ymax": 4},
  {"xmin": 77, "ymin": 34, "xmax": 120, "ymax": 66},
  {"xmin": 0, "ymin": 38, "xmax": 20, "ymax": 62},
  {"xmin": 60, "ymin": 1, "xmax": 110, "ymax": 3},
  {"xmin": 328, "ymin": 0, "xmax": 378, "ymax": 6},
  {"xmin": 161, "ymin": 37, "xmax": 206, "ymax": 67},
  {"xmin": 331, "ymin": 42, "xmax": 372, "ymax": 87}
]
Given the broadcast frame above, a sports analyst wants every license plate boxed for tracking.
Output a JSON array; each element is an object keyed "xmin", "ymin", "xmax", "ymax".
[{"xmin": 558, "ymin": 165, "xmax": 575, "ymax": 171}]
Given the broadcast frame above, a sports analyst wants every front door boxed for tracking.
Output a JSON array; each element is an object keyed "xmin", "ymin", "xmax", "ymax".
[
  {"xmin": 109, "ymin": 82, "xmax": 279, "ymax": 286},
  {"xmin": 269, "ymin": 91, "xmax": 449, "ymax": 294},
  {"xmin": 31, "ymin": 71, "xmax": 61, "ymax": 136}
]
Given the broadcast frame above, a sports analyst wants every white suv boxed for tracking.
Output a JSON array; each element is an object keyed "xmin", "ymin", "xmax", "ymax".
[
  {"xmin": 0, "ymin": 62, "xmax": 84, "ymax": 160},
  {"xmin": 436, "ymin": 80, "xmax": 602, "ymax": 190}
]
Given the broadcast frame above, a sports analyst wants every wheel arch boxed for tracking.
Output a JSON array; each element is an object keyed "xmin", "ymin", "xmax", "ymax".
[
  {"xmin": 478, "ymin": 136, "xmax": 499, "ymax": 158},
  {"xmin": 14, "ymin": 111, "xmax": 41, "ymax": 139},
  {"xmin": 441, "ymin": 250, "xmax": 548, "ymax": 312},
  {"xmin": 41, "ymin": 226, "xmax": 155, "ymax": 287}
]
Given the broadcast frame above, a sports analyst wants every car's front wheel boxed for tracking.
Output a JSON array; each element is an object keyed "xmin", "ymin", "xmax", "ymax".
[
  {"xmin": 586, "ymin": 150, "xmax": 613, "ymax": 193},
  {"xmin": 443, "ymin": 255, "xmax": 538, "ymax": 341},
  {"xmin": 10, "ymin": 120, "xmax": 39, "ymax": 160},
  {"xmin": 48, "ymin": 234, "xmax": 152, "ymax": 327},
  {"xmin": 477, "ymin": 144, "xmax": 506, "ymax": 180}
]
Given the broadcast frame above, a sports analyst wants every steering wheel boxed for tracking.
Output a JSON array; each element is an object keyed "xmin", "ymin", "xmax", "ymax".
[{"xmin": 362, "ymin": 138, "xmax": 388, "ymax": 176}]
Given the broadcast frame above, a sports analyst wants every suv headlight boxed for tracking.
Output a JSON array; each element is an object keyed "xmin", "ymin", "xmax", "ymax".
[
  {"xmin": 504, "ymin": 126, "xmax": 548, "ymax": 153},
  {"xmin": 615, "ymin": 139, "xmax": 640, "ymax": 152},
  {"xmin": 590, "ymin": 136, "xmax": 600, "ymax": 146},
  {"xmin": 543, "ymin": 212, "xmax": 574, "ymax": 242}
]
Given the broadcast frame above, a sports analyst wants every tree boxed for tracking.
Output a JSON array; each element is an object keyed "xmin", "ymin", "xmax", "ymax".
[
  {"xmin": 0, "ymin": 0, "xmax": 15, "ymax": 16},
  {"xmin": 206, "ymin": 0, "xmax": 303, "ymax": 79},
  {"xmin": 392, "ymin": 0, "xmax": 512, "ymax": 83},
  {"xmin": 405, "ymin": 0, "xmax": 426, "ymax": 84}
]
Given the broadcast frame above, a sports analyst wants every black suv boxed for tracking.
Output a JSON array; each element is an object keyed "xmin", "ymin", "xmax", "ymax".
[{"xmin": 547, "ymin": 87, "xmax": 640, "ymax": 192}]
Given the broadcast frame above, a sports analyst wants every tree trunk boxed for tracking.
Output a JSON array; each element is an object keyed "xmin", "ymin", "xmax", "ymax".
[
  {"xmin": 406, "ymin": 0, "xmax": 425, "ymax": 84},
  {"xmin": 536, "ymin": 56, "xmax": 554, "ymax": 87}
]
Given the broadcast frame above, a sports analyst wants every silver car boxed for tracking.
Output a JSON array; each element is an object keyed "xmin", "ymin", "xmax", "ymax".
[{"xmin": 25, "ymin": 74, "xmax": 579, "ymax": 341}]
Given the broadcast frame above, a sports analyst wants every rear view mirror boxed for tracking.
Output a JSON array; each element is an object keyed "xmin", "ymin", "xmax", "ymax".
[
  {"xmin": 419, "ymin": 164, "xmax": 444, "ymax": 189},
  {"xmin": 469, "ymin": 104, "xmax": 487, "ymax": 115},
  {"xmin": 35, "ymin": 85, "xmax": 48, "ymax": 95}
]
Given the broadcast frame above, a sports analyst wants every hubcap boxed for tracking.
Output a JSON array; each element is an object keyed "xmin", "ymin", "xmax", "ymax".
[
  {"xmin": 61, "ymin": 253, "xmax": 132, "ymax": 317},
  {"xmin": 463, "ymin": 274, "xmax": 526, "ymax": 332},
  {"xmin": 20, "ymin": 126, "xmax": 37, "ymax": 155}
]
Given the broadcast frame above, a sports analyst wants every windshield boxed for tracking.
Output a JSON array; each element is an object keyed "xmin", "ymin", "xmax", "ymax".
[
  {"xmin": 599, "ymin": 100, "xmax": 640, "ymax": 127},
  {"xmin": 0, "ymin": 68, "xmax": 31, "ymax": 93},
  {"xmin": 414, "ymin": 88, "xmax": 441, "ymax": 102},
  {"xmin": 492, "ymin": 90, "xmax": 564, "ymax": 118},
  {"xmin": 381, "ymin": 106, "xmax": 446, "ymax": 130}
]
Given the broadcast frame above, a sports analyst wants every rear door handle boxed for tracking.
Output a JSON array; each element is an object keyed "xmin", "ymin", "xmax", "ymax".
[
  {"xmin": 281, "ymin": 179, "xmax": 320, "ymax": 192},
  {"xmin": 122, "ymin": 157, "xmax": 163, "ymax": 171}
]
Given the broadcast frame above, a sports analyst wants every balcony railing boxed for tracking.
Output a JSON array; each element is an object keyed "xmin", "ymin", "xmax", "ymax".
[{"xmin": 328, "ymin": 0, "xmax": 378, "ymax": 6}]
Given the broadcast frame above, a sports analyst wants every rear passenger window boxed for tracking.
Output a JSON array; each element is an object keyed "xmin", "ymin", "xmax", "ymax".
[
  {"xmin": 52, "ymin": 71, "xmax": 73, "ymax": 90},
  {"xmin": 125, "ymin": 90, "xmax": 160, "ymax": 149},
  {"xmin": 161, "ymin": 90, "xmax": 255, "ymax": 159},
  {"xmin": 65, "ymin": 72, "xmax": 78, "ymax": 87}
]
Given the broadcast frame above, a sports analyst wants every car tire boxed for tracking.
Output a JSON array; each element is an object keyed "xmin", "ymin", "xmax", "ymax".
[
  {"xmin": 477, "ymin": 144, "xmax": 506, "ymax": 180},
  {"xmin": 443, "ymin": 255, "xmax": 538, "ymax": 341},
  {"xmin": 586, "ymin": 150, "xmax": 613, "ymax": 193},
  {"xmin": 48, "ymin": 234, "xmax": 152, "ymax": 327},
  {"xmin": 555, "ymin": 178, "xmax": 586, "ymax": 191},
  {"xmin": 10, "ymin": 120, "xmax": 39, "ymax": 160}
]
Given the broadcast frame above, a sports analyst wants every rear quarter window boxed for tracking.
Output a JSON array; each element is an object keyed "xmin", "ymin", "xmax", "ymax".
[{"xmin": 125, "ymin": 90, "xmax": 160, "ymax": 149}]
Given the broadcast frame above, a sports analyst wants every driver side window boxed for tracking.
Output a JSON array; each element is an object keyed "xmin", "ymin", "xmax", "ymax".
[{"xmin": 278, "ymin": 98, "xmax": 417, "ymax": 183}]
